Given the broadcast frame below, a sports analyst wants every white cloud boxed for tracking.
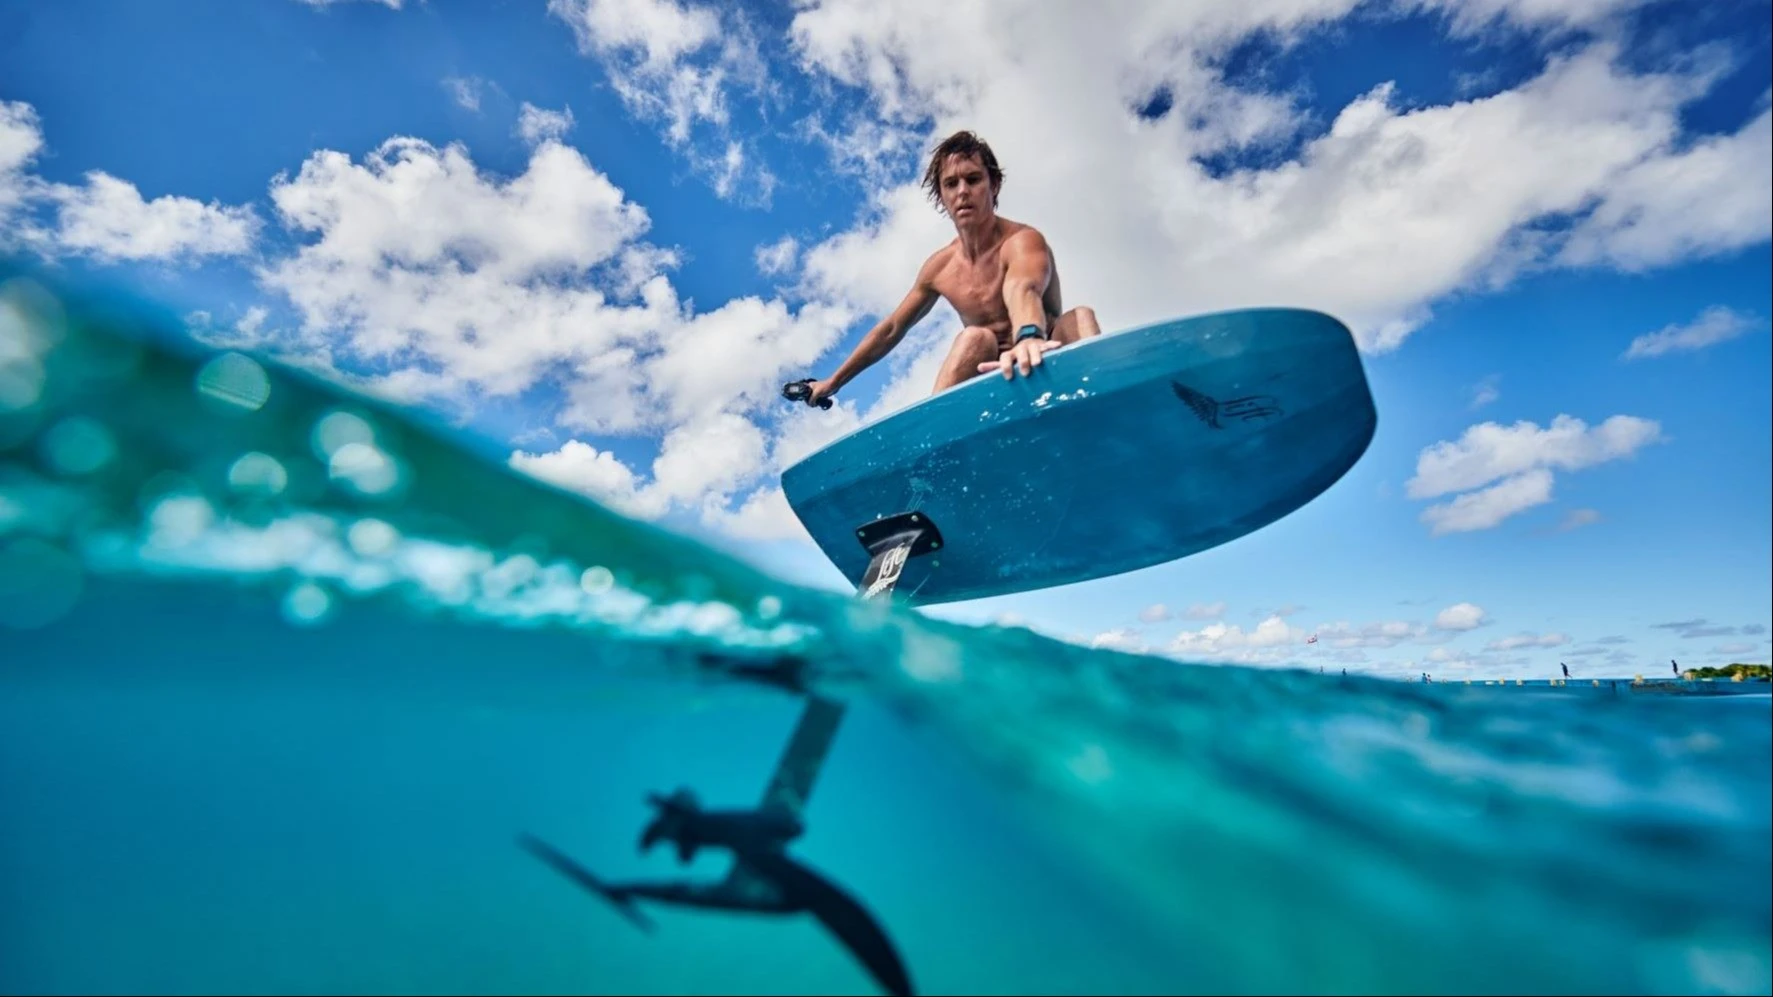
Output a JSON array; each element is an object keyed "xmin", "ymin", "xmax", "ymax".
[
  {"xmin": 1091, "ymin": 628, "xmax": 1148, "ymax": 652},
  {"xmin": 509, "ymin": 438, "xmax": 661, "ymax": 518},
  {"xmin": 1158, "ymin": 603, "xmax": 1490, "ymax": 671},
  {"xmin": 1470, "ymin": 374, "xmax": 1500, "ymax": 409},
  {"xmin": 754, "ymin": 235, "xmax": 799, "ymax": 277},
  {"xmin": 1434, "ymin": 602, "xmax": 1488, "ymax": 631},
  {"xmin": 0, "ymin": 103, "xmax": 260, "ymax": 263},
  {"xmin": 1137, "ymin": 604, "xmax": 1171, "ymax": 623},
  {"xmin": 1559, "ymin": 108, "xmax": 1772, "ymax": 272},
  {"xmin": 1168, "ymin": 614, "xmax": 1308, "ymax": 664},
  {"xmin": 1485, "ymin": 631, "xmax": 1570, "ymax": 651},
  {"xmin": 1422, "ymin": 645, "xmax": 1478, "ymax": 669},
  {"xmin": 257, "ymin": 136, "xmax": 663, "ymax": 402},
  {"xmin": 232, "ymin": 130, "xmax": 858, "ymax": 526},
  {"xmin": 1419, "ymin": 467, "xmax": 1556, "ymax": 535},
  {"xmin": 0, "ymin": 100, "xmax": 44, "ymax": 237},
  {"xmin": 1184, "ymin": 601, "xmax": 1226, "ymax": 620},
  {"xmin": 1408, "ymin": 414, "xmax": 1663, "ymax": 498},
  {"xmin": 7, "ymin": 1, "xmax": 1768, "ymax": 566},
  {"xmin": 48, "ymin": 172, "xmax": 259, "ymax": 263},
  {"xmin": 699, "ymin": 484, "xmax": 811, "ymax": 542},
  {"xmin": 641, "ymin": 295, "xmax": 855, "ymax": 427},
  {"xmin": 1315, "ymin": 619, "xmax": 1431, "ymax": 649},
  {"xmin": 1407, "ymin": 414, "xmax": 1662, "ymax": 534},
  {"xmin": 517, "ymin": 103, "xmax": 576, "ymax": 146},
  {"xmin": 547, "ymin": 0, "xmax": 773, "ymax": 200},
  {"xmin": 510, "ymin": 414, "xmax": 807, "ymax": 535},
  {"xmin": 1623, "ymin": 305, "xmax": 1762, "ymax": 360},
  {"xmin": 648, "ymin": 411, "xmax": 769, "ymax": 507},
  {"xmin": 782, "ymin": 3, "xmax": 1768, "ymax": 353},
  {"xmin": 296, "ymin": 0, "xmax": 404, "ymax": 9},
  {"xmin": 443, "ymin": 76, "xmax": 487, "ymax": 112},
  {"xmin": 1407, "ymin": 0, "xmax": 1658, "ymax": 35}
]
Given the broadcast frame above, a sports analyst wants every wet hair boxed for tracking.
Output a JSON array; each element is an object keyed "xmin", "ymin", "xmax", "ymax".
[{"xmin": 921, "ymin": 130, "xmax": 1004, "ymax": 211}]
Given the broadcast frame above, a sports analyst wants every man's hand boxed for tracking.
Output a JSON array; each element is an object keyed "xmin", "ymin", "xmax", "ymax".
[
  {"xmin": 978, "ymin": 338, "xmax": 1059, "ymax": 380},
  {"xmin": 807, "ymin": 377, "xmax": 839, "ymax": 406}
]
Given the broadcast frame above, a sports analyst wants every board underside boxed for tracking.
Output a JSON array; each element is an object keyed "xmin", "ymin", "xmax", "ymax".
[{"xmin": 780, "ymin": 308, "xmax": 1378, "ymax": 605}]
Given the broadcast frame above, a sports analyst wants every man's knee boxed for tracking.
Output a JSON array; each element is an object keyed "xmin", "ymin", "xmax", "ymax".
[
  {"xmin": 1053, "ymin": 307, "xmax": 1101, "ymax": 345},
  {"xmin": 954, "ymin": 325, "xmax": 999, "ymax": 357}
]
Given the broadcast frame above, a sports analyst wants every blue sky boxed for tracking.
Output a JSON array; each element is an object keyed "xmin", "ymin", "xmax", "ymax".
[{"xmin": 2, "ymin": 0, "xmax": 1768, "ymax": 679}]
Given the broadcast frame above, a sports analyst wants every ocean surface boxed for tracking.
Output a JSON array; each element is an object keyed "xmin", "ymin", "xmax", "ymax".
[{"xmin": 1, "ymin": 266, "xmax": 1769, "ymax": 997}]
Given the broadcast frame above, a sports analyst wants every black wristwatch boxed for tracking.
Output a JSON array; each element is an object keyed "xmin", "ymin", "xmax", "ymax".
[{"xmin": 1014, "ymin": 323, "xmax": 1047, "ymax": 344}]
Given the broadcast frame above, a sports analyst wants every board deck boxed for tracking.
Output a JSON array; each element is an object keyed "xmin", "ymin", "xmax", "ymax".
[{"xmin": 780, "ymin": 308, "xmax": 1377, "ymax": 605}]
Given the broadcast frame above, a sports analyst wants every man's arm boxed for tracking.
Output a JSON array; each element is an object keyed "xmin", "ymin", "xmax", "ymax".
[
  {"xmin": 811, "ymin": 254, "xmax": 942, "ymax": 402},
  {"xmin": 979, "ymin": 228, "xmax": 1058, "ymax": 380},
  {"xmin": 1000, "ymin": 228, "xmax": 1053, "ymax": 337}
]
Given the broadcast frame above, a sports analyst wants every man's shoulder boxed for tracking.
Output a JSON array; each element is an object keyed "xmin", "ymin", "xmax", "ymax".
[
  {"xmin": 1001, "ymin": 220, "xmax": 1048, "ymax": 248},
  {"xmin": 917, "ymin": 239, "xmax": 960, "ymax": 277},
  {"xmin": 999, "ymin": 221, "xmax": 1052, "ymax": 263}
]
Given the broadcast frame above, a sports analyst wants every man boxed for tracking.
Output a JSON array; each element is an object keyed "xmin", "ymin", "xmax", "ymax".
[{"xmin": 806, "ymin": 130, "xmax": 1100, "ymax": 405}]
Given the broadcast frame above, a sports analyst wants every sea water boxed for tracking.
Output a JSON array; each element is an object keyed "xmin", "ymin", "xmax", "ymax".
[{"xmin": 1, "ymin": 267, "xmax": 1768, "ymax": 997}]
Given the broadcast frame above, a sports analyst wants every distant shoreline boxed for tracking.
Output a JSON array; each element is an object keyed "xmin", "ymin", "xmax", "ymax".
[{"xmin": 1397, "ymin": 675, "xmax": 1771, "ymax": 696}]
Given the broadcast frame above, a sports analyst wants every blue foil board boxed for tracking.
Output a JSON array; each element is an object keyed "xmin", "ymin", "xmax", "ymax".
[{"xmin": 780, "ymin": 308, "xmax": 1377, "ymax": 605}]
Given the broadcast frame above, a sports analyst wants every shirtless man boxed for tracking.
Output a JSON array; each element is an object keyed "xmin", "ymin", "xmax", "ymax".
[{"xmin": 806, "ymin": 130, "xmax": 1100, "ymax": 404}]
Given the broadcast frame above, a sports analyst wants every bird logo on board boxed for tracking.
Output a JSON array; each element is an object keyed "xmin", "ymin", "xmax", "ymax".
[{"xmin": 1171, "ymin": 381, "xmax": 1282, "ymax": 429}]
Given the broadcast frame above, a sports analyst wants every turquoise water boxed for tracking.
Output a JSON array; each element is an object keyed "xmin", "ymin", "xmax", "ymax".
[{"xmin": 1, "ymin": 267, "xmax": 1768, "ymax": 996}]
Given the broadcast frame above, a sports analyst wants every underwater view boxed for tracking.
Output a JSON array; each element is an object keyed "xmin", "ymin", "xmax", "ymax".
[{"xmin": 2, "ymin": 267, "xmax": 1769, "ymax": 997}]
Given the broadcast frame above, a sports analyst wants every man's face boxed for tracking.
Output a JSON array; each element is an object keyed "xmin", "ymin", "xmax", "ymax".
[{"xmin": 938, "ymin": 153, "xmax": 995, "ymax": 221}]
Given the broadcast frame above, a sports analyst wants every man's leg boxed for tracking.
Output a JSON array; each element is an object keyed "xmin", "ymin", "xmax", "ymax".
[
  {"xmin": 932, "ymin": 326, "xmax": 1002, "ymax": 393},
  {"xmin": 1048, "ymin": 306, "xmax": 1101, "ymax": 346}
]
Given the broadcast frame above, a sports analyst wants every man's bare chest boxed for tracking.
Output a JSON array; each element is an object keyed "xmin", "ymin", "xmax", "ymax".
[{"xmin": 933, "ymin": 255, "xmax": 1008, "ymax": 317}]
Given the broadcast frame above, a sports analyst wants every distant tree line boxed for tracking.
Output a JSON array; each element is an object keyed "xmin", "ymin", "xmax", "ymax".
[{"xmin": 1681, "ymin": 663, "xmax": 1771, "ymax": 680}]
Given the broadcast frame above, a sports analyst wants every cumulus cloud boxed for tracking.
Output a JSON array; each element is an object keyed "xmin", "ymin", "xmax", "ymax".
[
  {"xmin": 1139, "ymin": 599, "xmax": 1552, "ymax": 678},
  {"xmin": 1623, "ymin": 305, "xmax": 1763, "ymax": 360},
  {"xmin": 1419, "ymin": 467, "xmax": 1556, "ymax": 535},
  {"xmin": 511, "ymin": 412, "xmax": 773, "ymax": 523},
  {"xmin": 1433, "ymin": 602, "xmax": 1488, "ymax": 631},
  {"xmin": 781, "ymin": 2, "xmax": 1770, "ymax": 353},
  {"xmin": 1407, "ymin": 414, "xmax": 1663, "ymax": 534},
  {"xmin": 2, "ymin": 101, "xmax": 258, "ymax": 263},
  {"xmin": 6, "ymin": 0, "xmax": 1768, "ymax": 558},
  {"xmin": 5, "ymin": 93, "xmax": 848, "ymax": 534},
  {"xmin": 1169, "ymin": 614, "xmax": 1309, "ymax": 664},
  {"xmin": 254, "ymin": 134, "xmax": 849, "ymax": 431},
  {"xmin": 48, "ymin": 172, "xmax": 259, "ymax": 263},
  {"xmin": 234, "ymin": 131, "xmax": 856, "ymax": 528},
  {"xmin": 1558, "ymin": 108, "xmax": 1772, "ymax": 272}
]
